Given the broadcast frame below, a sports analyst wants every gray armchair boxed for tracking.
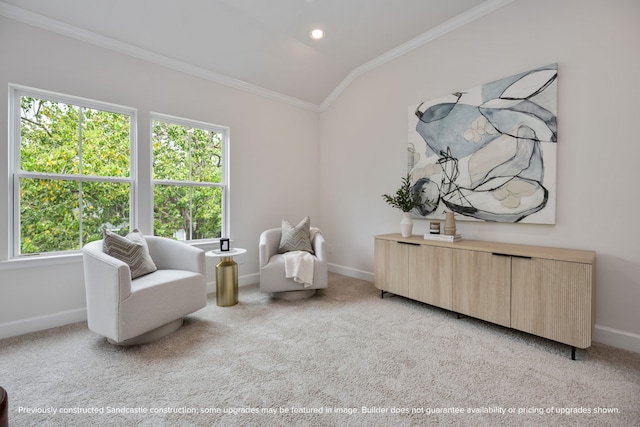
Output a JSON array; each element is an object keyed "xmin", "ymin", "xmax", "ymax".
[
  {"xmin": 82, "ymin": 236, "xmax": 207, "ymax": 345},
  {"xmin": 259, "ymin": 228, "xmax": 328, "ymax": 299}
]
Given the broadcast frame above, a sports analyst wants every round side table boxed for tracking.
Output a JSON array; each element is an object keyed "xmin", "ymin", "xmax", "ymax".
[{"xmin": 206, "ymin": 248, "xmax": 246, "ymax": 307}]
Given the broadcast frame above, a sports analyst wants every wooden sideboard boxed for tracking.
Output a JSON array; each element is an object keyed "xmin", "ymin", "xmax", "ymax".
[{"xmin": 374, "ymin": 233, "xmax": 596, "ymax": 359}]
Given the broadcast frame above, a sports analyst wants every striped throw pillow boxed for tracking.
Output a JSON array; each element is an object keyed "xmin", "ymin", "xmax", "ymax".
[
  {"xmin": 278, "ymin": 216, "xmax": 314, "ymax": 254},
  {"xmin": 103, "ymin": 229, "xmax": 158, "ymax": 279}
]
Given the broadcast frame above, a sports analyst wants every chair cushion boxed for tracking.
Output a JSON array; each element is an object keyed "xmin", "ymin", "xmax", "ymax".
[
  {"xmin": 120, "ymin": 269, "xmax": 206, "ymax": 342},
  {"xmin": 260, "ymin": 254, "xmax": 328, "ymax": 291},
  {"xmin": 278, "ymin": 216, "xmax": 314, "ymax": 254},
  {"xmin": 103, "ymin": 229, "xmax": 157, "ymax": 279}
]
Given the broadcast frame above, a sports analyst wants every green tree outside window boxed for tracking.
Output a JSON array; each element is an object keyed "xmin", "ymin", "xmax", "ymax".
[
  {"xmin": 19, "ymin": 97, "xmax": 131, "ymax": 254},
  {"xmin": 152, "ymin": 119, "xmax": 224, "ymax": 241}
]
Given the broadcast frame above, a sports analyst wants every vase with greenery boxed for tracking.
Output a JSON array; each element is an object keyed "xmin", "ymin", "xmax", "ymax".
[{"xmin": 382, "ymin": 173, "xmax": 424, "ymax": 237}]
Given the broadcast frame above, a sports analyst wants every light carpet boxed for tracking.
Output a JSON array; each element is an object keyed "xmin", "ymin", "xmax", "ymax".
[{"xmin": 1, "ymin": 273, "xmax": 638, "ymax": 426}]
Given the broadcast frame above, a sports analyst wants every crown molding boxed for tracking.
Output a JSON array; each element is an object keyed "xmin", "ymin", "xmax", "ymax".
[
  {"xmin": 1, "ymin": 0, "xmax": 513, "ymax": 113},
  {"xmin": 319, "ymin": 0, "xmax": 515, "ymax": 111},
  {"xmin": 0, "ymin": 2, "xmax": 320, "ymax": 112}
]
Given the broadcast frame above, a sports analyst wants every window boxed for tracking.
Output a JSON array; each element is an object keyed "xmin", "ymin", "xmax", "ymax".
[
  {"xmin": 8, "ymin": 86, "xmax": 229, "ymax": 259},
  {"xmin": 151, "ymin": 114, "xmax": 228, "ymax": 241},
  {"xmin": 10, "ymin": 86, "xmax": 134, "ymax": 257}
]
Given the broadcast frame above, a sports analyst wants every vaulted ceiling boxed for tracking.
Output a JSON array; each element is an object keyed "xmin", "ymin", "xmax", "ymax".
[{"xmin": 0, "ymin": 0, "xmax": 513, "ymax": 110}]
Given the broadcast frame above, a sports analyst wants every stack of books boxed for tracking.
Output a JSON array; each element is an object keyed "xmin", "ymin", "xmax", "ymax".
[{"xmin": 423, "ymin": 233, "xmax": 462, "ymax": 242}]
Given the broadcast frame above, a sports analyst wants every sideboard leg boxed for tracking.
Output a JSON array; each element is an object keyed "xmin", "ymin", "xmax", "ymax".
[{"xmin": 571, "ymin": 346, "xmax": 576, "ymax": 360}]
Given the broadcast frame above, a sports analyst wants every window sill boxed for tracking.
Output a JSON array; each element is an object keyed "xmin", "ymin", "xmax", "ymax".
[
  {"xmin": 0, "ymin": 239, "xmax": 222, "ymax": 271},
  {"xmin": 0, "ymin": 252, "xmax": 84, "ymax": 271},
  {"xmin": 188, "ymin": 239, "xmax": 221, "ymax": 252}
]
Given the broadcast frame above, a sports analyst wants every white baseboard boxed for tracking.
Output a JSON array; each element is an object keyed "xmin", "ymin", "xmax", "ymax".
[
  {"xmin": 206, "ymin": 272, "xmax": 260, "ymax": 294},
  {"xmin": 0, "ymin": 307, "xmax": 87, "ymax": 340},
  {"xmin": 593, "ymin": 325, "xmax": 640, "ymax": 354},
  {"xmin": 328, "ymin": 263, "xmax": 374, "ymax": 282},
  {"xmin": 330, "ymin": 264, "xmax": 640, "ymax": 355},
  {"xmin": 3, "ymin": 269, "xmax": 639, "ymax": 355},
  {"xmin": 4, "ymin": 273, "xmax": 261, "ymax": 340},
  {"xmin": 239, "ymin": 272, "xmax": 260, "ymax": 287}
]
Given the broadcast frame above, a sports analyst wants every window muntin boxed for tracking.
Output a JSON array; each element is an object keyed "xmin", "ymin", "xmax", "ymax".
[
  {"xmin": 152, "ymin": 116, "xmax": 227, "ymax": 241},
  {"xmin": 11, "ymin": 87, "xmax": 134, "ymax": 257},
  {"xmin": 9, "ymin": 87, "xmax": 229, "ymax": 259}
]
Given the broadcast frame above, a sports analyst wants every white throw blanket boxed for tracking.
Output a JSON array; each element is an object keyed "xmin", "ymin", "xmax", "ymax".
[
  {"xmin": 282, "ymin": 228, "xmax": 320, "ymax": 287},
  {"xmin": 283, "ymin": 250, "xmax": 315, "ymax": 287}
]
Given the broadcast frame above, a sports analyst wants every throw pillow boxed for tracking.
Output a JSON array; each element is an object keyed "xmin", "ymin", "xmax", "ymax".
[
  {"xmin": 103, "ymin": 229, "xmax": 158, "ymax": 279},
  {"xmin": 278, "ymin": 216, "xmax": 314, "ymax": 254}
]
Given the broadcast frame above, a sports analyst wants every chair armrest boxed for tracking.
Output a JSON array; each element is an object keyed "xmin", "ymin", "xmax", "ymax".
[
  {"xmin": 145, "ymin": 236, "xmax": 205, "ymax": 275},
  {"xmin": 82, "ymin": 240, "xmax": 132, "ymax": 303},
  {"xmin": 259, "ymin": 228, "xmax": 281, "ymax": 268},
  {"xmin": 312, "ymin": 232, "xmax": 327, "ymax": 262}
]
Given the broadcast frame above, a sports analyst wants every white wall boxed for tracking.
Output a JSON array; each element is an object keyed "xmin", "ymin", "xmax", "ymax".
[
  {"xmin": 2, "ymin": 0, "xmax": 639, "ymax": 354},
  {"xmin": 0, "ymin": 17, "xmax": 320, "ymax": 337},
  {"xmin": 319, "ymin": 0, "xmax": 640, "ymax": 352}
]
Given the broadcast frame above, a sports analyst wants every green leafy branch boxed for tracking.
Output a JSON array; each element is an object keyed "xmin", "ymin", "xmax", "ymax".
[{"xmin": 382, "ymin": 173, "xmax": 424, "ymax": 213}]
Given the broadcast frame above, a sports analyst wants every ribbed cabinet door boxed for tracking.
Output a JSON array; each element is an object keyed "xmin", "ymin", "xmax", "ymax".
[
  {"xmin": 374, "ymin": 239, "xmax": 409, "ymax": 297},
  {"xmin": 511, "ymin": 258, "xmax": 593, "ymax": 348},
  {"xmin": 409, "ymin": 245, "xmax": 453, "ymax": 310},
  {"xmin": 453, "ymin": 249, "xmax": 511, "ymax": 327}
]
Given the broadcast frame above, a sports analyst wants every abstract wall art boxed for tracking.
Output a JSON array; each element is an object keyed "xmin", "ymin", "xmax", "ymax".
[{"xmin": 408, "ymin": 63, "xmax": 557, "ymax": 224}]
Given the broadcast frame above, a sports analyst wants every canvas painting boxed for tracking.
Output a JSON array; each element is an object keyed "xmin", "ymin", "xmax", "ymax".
[{"xmin": 408, "ymin": 63, "xmax": 557, "ymax": 224}]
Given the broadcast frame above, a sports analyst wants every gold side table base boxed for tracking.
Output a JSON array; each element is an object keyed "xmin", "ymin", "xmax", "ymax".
[{"xmin": 216, "ymin": 257, "xmax": 238, "ymax": 307}]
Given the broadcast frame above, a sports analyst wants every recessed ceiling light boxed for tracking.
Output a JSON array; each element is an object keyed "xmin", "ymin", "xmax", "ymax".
[{"xmin": 310, "ymin": 29, "xmax": 325, "ymax": 40}]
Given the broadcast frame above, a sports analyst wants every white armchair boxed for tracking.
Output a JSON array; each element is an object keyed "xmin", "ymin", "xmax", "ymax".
[
  {"xmin": 259, "ymin": 228, "xmax": 328, "ymax": 299},
  {"xmin": 82, "ymin": 236, "xmax": 207, "ymax": 345}
]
